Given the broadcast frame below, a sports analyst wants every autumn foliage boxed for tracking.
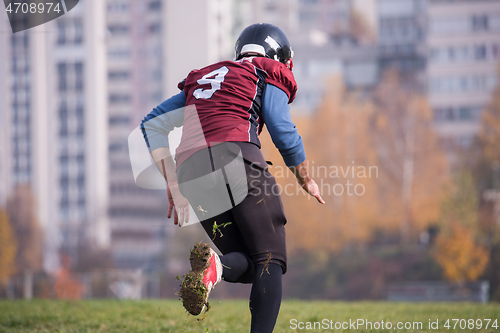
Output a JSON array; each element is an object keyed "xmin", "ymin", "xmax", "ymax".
[
  {"xmin": 434, "ymin": 223, "xmax": 489, "ymax": 283},
  {"xmin": 6, "ymin": 185, "xmax": 44, "ymax": 274},
  {"xmin": 259, "ymin": 68, "xmax": 498, "ymax": 289},
  {"xmin": 0, "ymin": 210, "xmax": 17, "ymax": 286},
  {"xmin": 54, "ymin": 254, "xmax": 84, "ymax": 299},
  {"xmin": 261, "ymin": 72, "xmax": 449, "ymax": 254},
  {"xmin": 373, "ymin": 71, "xmax": 448, "ymax": 242}
]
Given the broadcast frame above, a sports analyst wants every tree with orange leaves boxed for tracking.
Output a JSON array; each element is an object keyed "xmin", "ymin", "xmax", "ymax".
[
  {"xmin": 54, "ymin": 254, "xmax": 84, "ymax": 299},
  {"xmin": 261, "ymin": 71, "xmax": 448, "ymax": 253},
  {"xmin": 434, "ymin": 224, "xmax": 489, "ymax": 283},
  {"xmin": 0, "ymin": 210, "xmax": 17, "ymax": 287},
  {"xmin": 262, "ymin": 76, "xmax": 381, "ymax": 253},
  {"xmin": 6, "ymin": 185, "xmax": 44, "ymax": 275},
  {"xmin": 433, "ymin": 171, "xmax": 489, "ymax": 283},
  {"xmin": 372, "ymin": 70, "xmax": 448, "ymax": 244}
]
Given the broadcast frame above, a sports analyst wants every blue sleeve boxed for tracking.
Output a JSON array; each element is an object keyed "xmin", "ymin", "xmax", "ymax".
[
  {"xmin": 141, "ymin": 91, "xmax": 186, "ymax": 151},
  {"xmin": 261, "ymin": 84, "xmax": 306, "ymax": 167}
]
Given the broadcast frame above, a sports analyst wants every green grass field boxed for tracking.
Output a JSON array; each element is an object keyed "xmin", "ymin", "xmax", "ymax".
[{"xmin": 0, "ymin": 299, "xmax": 498, "ymax": 332}]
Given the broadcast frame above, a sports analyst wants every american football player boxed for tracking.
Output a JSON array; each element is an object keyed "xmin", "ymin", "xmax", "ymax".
[{"xmin": 141, "ymin": 23, "xmax": 324, "ymax": 333}]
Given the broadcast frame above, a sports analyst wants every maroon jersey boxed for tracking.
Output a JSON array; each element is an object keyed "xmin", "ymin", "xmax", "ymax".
[{"xmin": 175, "ymin": 57, "xmax": 297, "ymax": 166}]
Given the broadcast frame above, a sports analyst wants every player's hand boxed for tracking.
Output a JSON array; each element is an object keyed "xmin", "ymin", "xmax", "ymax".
[
  {"xmin": 289, "ymin": 160, "xmax": 325, "ymax": 204},
  {"xmin": 299, "ymin": 178, "xmax": 325, "ymax": 204},
  {"xmin": 167, "ymin": 184, "xmax": 190, "ymax": 227}
]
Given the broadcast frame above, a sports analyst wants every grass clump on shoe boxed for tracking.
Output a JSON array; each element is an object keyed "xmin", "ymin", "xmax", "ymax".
[{"xmin": 178, "ymin": 242, "xmax": 222, "ymax": 316}]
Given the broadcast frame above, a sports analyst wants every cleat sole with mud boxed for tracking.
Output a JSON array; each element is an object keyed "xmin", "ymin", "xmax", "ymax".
[{"xmin": 178, "ymin": 242, "xmax": 212, "ymax": 316}]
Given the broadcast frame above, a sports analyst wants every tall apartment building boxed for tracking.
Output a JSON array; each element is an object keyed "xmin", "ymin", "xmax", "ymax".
[
  {"xmin": 0, "ymin": 1, "xmax": 109, "ymax": 271},
  {"xmin": 246, "ymin": 0, "xmax": 378, "ymax": 112},
  {"xmin": 55, "ymin": 1, "xmax": 109, "ymax": 259},
  {"xmin": 106, "ymin": 0, "xmax": 169, "ymax": 269},
  {"xmin": 0, "ymin": 15, "xmax": 57, "ymax": 269},
  {"xmin": 427, "ymin": 0, "xmax": 500, "ymax": 148},
  {"xmin": 246, "ymin": 0, "xmax": 362, "ymax": 43},
  {"xmin": 377, "ymin": 0, "xmax": 427, "ymax": 86}
]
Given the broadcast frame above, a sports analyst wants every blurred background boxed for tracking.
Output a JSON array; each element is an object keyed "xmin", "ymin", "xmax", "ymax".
[{"xmin": 0, "ymin": 0, "xmax": 499, "ymax": 302}]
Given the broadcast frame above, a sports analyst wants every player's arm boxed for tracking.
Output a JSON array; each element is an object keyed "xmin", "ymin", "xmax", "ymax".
[
  {"xmin": 141, "ymin": 91, "xmax": 190, "ymax": 225},
  {"xmin": 261, "ymin": 84, "xmax": 325, "ymax": 204}
]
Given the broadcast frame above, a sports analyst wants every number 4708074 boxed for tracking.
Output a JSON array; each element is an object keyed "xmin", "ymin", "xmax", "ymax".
[
  {"xmin": 444, "ymin": 319, "xmax": 498, "ymax": 330},
  {"xmin": 6, "ymin": 2, "xmax": 61, "ymax": 14}
]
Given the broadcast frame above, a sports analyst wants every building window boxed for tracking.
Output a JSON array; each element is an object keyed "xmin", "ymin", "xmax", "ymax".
[
  {"xmin": 109, "ymin": 94, "xmax": 131, "ymax": 103},
  {"xmin": 57, "ymin": 21, "xmax": 66, "ymax": 45},
  {"xmin": 78, "ymin": 184, "xmax": 85, "ymax": 203},
  {"xmin": 108, "ymin": 71, "xmax": 130, "ymax": 80},
  {"xmin": 109, "ymin": 142, "xmax": 124, "ymax": 152},
  {"xmin": 434, "ymin": 106, "xmax": 482, "ymax": 123},
  {"xmin": 149, "ymin": 23, "xmax": 161, "ymax": 34},
  {"xmin": 76, "ymin": 119, "xmax": 84, "ymax": 136},
  {"xmin": 59, "ymin": 100, "xmax": 67, "ymax": 117},
  {"xmin": 57, "ymin": 63, "xmax": 67, "ymax": 91},
  {"xmin": 474, "ymin": 45, "xmax": 486, "ymax": 60},
  {"xmin": 77, "ymin": 174, "xmax": 85, "ymax": 188},
  {"xmin": 10, "ymin": 33, "xmax": 29, "ymax": 49},
  {"xmin": 149, "ymin": 0, "xmax": 161, "ymax": 10},
  {"xmin": 59, "ymin": 100, "xmax": 68, "ymax": 137},
  {"xmin": 74, "ymin": 18, "xmax": 83, "ymax": 44},
  {"xmin": 108, "ymin": 49, "xmax": 130, "ymax": 59},
  {"xmin": 444, "ymin": 107, "xmax": 454, "ymax": 121},
  {"xmin": 108, "ymin": 24, "xmax": 129, "ymax": 35},
  {"xmin": 458, "ymin": 107, "xmax": 473, "ymax": 120},
  {"xmin": 431, "ymin": 75, "xmax": 495, "ymax": 94},
  {"xmin": 60, "ymin": 175, "xmax": 69, "ymax": 189},
  {"xmin": 75, "ymin": 62, "xmax": 84, "ymax": 91},
  {"xmin": 58, "ymin": 19, "xmax": 83, "ymax": 45},
  {"xmin": 472, "ymin": 15, "xmax": 488, "ymax": 31},
  {"xmin": 109, "ymin": 116, "xmax": 130, "ymax": 126},
  {"xmin": 60, "ymin": 155, "xmax": 69, "ymax": 176},
  {"xmin": 76, "ymin": 97, "xmax": 84, "ymax": 115},
  {"xmin": 76, "ymin": 154, "xmax": 85, "ymax": 165},
  {"xmin": 60, "ymin": 120, "xmax": 68, "ymax": 137},
  {"xmin": 108, "ymin": 2, "xmax": 129, "ymax": 13}
]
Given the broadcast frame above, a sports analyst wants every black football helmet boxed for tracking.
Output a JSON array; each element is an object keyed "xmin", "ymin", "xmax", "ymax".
[{"xmin": 235, "ymin": 23, "xmax": 294, "ymax": 68}]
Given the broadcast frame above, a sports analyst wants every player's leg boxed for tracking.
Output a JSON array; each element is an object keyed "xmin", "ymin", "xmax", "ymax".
[
  {"xmin": 199, "ymin": 212, "xmax": 255, "ymax": 284},
  {"xmin": 177, "ymin": 143, "xmax": 286, "ymax": 330},
  {"xmin": 228, "ymin": 162, "xmax": 287, "ymax": 333},
  {"xmin": 196, "ymin": 162, "xmax": 285, "ymax": 332},
  {"xmin": 250, "ymin": 263, "xmax": 283, "ymax": 333},
  {"xmin": 176, "ymin": 144, "xmax": 258, "ymax": 284}
]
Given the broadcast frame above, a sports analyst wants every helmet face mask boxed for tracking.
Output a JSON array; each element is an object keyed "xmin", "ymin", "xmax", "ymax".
[{"xmin": 235, "ymin": 23, "xmax": 293, "ymax": 67}]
